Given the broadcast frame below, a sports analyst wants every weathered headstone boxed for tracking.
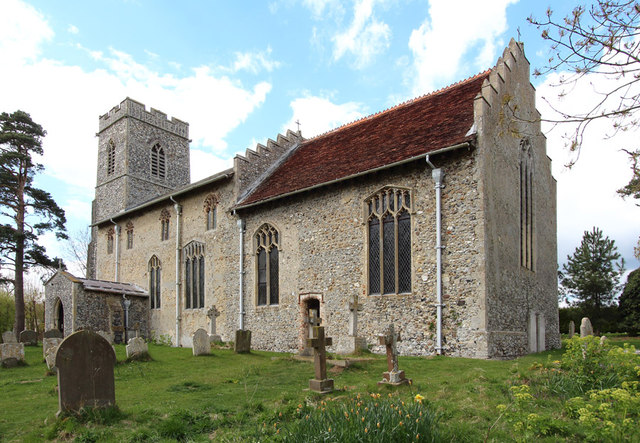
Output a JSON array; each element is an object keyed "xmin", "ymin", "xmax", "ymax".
[
  {"xmin": 600, "ymin": 335, "xmax": 607, "ymax": 345},
  {"xmin": 378, "ymin": 323, "xmax": 411, "ymax": 386},
  {"xmin": 19, "ymin": 330, "xmax": 38, "ymax": 346},
  {"xmin": 43, "ymin": 337, "xmax": 63, "ymax": 360},
  {"xmin": 580, "ymin": 317, "xmax": 593, "ymax": 337},
  {"xmin": 1, "ymin": 343, "xmax": 25, "ymax": 368},
  {"xmin": 192, "ymin": 329, "xmax": 210, "ymax": 356},
  {"xmin": 2, "ymin": 331, "xmax": 17, "ymax": 344},
  {"xmin": 45, "ymin": 339, "xmax": 63, "ymax": 371},
  {"xmin": 307, "ymin": 325, "xmax": 334, "ymax": 393},
  {"xmin": 234, "ymin": 329, "xmax": 252, "ymax": 353},
  {"xmin": 44, "ymin": 329, "xmax": 64, "ymax": 339},
  {"xmin": 348, "ymin": 295, "xmax": 366, "ymax": 353},
  {"xmin": 126, "ymin": 337, "xmax": 149, "ymax": 360},
  {"xmin": 568, "ymin": 320, "xmax": 575, "ymax": 338},
  {"xmin": 55, "ymin": 330, "xmax": 116, "ymax": 414},
  {"xmin": 207, "ymin": 305, "xmax": 222, "ymax": 342}
]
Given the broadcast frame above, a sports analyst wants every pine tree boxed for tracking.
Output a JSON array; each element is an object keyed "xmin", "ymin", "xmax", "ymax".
[
  {"xmin": 0, "ymin": 110, "xmax": 67, "ymax": 334},
  {"xmin": 559, "ymin": 227, "xmax": 625, "ymax": 313},
  {"xmin": 619, "ymin": 267, "xmax": 640, "ymax": 335}
]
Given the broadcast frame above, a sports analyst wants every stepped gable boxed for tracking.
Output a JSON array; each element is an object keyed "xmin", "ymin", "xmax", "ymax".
[{"xmin": 237, "ymin": 71, "xmax": 490, "ymax": 208}]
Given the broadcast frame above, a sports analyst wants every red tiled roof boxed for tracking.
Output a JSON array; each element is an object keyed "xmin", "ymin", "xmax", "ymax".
[{"xmin": 238, "ymin": 71, "xmax": 490, "ymax": 207}]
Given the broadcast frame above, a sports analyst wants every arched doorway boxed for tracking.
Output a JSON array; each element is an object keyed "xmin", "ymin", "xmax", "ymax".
[{"xmin": 55, "ymin": 298, "xmax": 64, "ymax": 335}]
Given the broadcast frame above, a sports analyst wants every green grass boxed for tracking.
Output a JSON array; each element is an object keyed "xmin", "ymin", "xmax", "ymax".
[{"xmin": 0, "ymin": 339, "xmax": 634, "ymax": 442}]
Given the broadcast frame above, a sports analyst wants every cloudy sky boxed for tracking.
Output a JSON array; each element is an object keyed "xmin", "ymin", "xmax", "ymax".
[{"xmin": 1, "ymin": 0, "xmax": 638, "ymax": 277}]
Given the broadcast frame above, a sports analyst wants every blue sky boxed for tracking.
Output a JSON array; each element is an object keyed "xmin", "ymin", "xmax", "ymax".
[{"xmin": 1, "ymin": 0, "xmax": 638, "ymax": 277}]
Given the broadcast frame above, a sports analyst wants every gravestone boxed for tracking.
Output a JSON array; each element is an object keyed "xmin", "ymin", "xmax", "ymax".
[
  {"xmin": 580, "ymin": 317, "xmax": 593, "ymax": 337},
  {"xmin": 378, "ymin": 323, "xmax": 411, "ymax": 386},
  {"xmin": 1, "ymin": 343, "xmax": 25, "ymax": 368},
  {"xmin": 43, "ymin": 337, "xmax": 63, "ymax": 360},
  {"xmin": 307, "ymin": 326, "xmax": 334, "ymax": 393},
  {"xmin": 44, "ymin": 339, "xmax": 63, "ymax": 371},
  {"xmin": 192, "ymin": 329, "xmax": 210, "ymax": 356},
  {"xmin": 44, "ymin": 329, "xmax": 64, "ymax": 339},
  {"xmin": 207, "ymin": 305, "xmax": 222, "ymax": 342},
  {"xmin": 568, "ymin": 320, "xmax": 575, "ymax": 338},
  {"xmin": 600, "ymin": 335, "xmax": 607, "ymax": 345},
  {"xmin": 55, "ymin": 330, "xmax": 116, "ymax": 414},
  {"xmin": 97, "ymin": 330, "xmax": 114, "ymax": 345},
  {"xmin": 19, "ymin": 330, "xmax": 38, "ymax": 346},
  {"xmin": 2, "ymin": 331, "xmax": 17, "ymax": 343},
  {"xmin": 347, "ymin": 295, "xmax": 366, "ymax": 353},
  {"xmin": 234, "ymin": 329, "xmax": 252, "ymax": 353},
  {"xmin": 126, "ymin": 337, "xmax": 149, "ymax": 360}
]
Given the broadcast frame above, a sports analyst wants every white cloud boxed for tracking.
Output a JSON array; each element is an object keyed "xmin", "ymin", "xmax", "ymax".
[
  {"xmin": 408, "ymin": 0, "xmax": 517, "ymax": 95},
  {"xmin": 230, "ymin": 47, "xmax": 281, "ymax": 74},
  {"xmin": 283, "ymin": 94, "xmax": 366, "ymax": 138},
  {"xmin": 67, "ymin": 24, "xmax": 79, "ymax": 35},
  {"xmin": 0, "ymin": 0, "xmax": 53, "ymax": 63},
  {"xmin": 302, "ymin": 0, "xmax": 345, "ymax": 18},
  {"xmin": 332, "ymin": 0, "xmax": 391, "ymax": 68},
  {"xmin": 191, "ymin": 149, "xmax": 234, "ymax": 182}
]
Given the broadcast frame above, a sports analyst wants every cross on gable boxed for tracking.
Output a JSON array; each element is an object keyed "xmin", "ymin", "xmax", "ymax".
[{"xmin": 207, "ymin": 306, "xmax": 220, "ymax": 319}]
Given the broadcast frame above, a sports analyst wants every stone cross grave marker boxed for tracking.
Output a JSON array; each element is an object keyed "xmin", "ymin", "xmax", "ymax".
[
  {"xmin": 378, "ymin": 323, "xmax": 411, "ymax": 386},
  {"xmin": 207, "ymin": 305, "xmax": 222, "ymax": 342},
  {"xmin": 2, "ymin": 331, "xmax": 17, "ymax": 343},
  {"xmin": 568, "ymin": 320, "xmax": 575, "ymax": 338},
  {"xmin": 348, "ymin": 295, "xmax": 363, "ymax": 336},
  {"xmin": 44, "ymin": 329, "xmax": 63, "ymax": 339},
  {"xmin": 580, "ymin": 317, "xmax": 593, "ymax": 337},
  {"xmin": 307, "ymin": 325, "xmax": 334, "ymax": 393},
  {"xmin": 192, "ymin": 328, "xmax": 210, "ymax": 356},
  {"xmin": 55, "ymin": 330, "xmax": 116, "ymax": 415},
  {"xmin": 234, "ymin": 329, "xmax": 252, "ymax": 353},
  {"xmin": 126, "ymin": 337, "xmax": 149, "ymax": 360},
  {"xmin": 1, "ymin": 342, "xmax": 25, "ymax": 368},
  {"xmin": 19, "ymin": 330, "xmax": 37, "ymax": 346}
]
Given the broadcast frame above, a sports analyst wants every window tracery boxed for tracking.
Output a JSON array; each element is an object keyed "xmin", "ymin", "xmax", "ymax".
[
  {"xmin": 106, "ymin": 227, "xmax": 115, "ymax": 255},
  {"xmin": 204, "ymin": 194, "xmax": 218, "ymax": 230},
  {"xmin": 149, "ymin": 256, "xmax": 161, "ymax": 309},
  {"xmin": 151, "ymin": 143, "xmax": 166, "ymax": 179},
  {"xmin": 160, "ymin": 209, "xmax": 171, "ymax": 241},
  {"xmin": 184, "ymin": 241, "xmax": 205, "ymax": 309},
  {"xmin": 255, "ymin": 224, "xmax": 279, "ymax": 306},
  {"xmin": 126, "ymin": 221, "xmax": 134, "ymax": 249}
]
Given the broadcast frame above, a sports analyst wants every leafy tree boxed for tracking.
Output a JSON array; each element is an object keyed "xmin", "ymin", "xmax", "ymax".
[
  {"xmin": 0, "ymin": 110, "xmax": 66, "ymax": 335},
  {"xmin": 529, "ymin": 1, "xmax": 640, "ymax": 257},
  {"xmin": 559, "ymin": 227, "xmax": 625, "ymax": 313},
  {"xmin": 618, "ymin": 267, "xmax": 640, "ymax": 334}
]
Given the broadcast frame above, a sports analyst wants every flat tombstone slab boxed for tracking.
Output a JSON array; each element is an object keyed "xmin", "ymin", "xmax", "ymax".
[
  {"xmin": 192, "ymin": 329, "xmax": 210, "ymax": 356},
  {"xmin": 580, "ymin": 317, "xmax": 593, "ymax": 337},
  {"xmin": 20, "ymin": 330, "xmax": 38, "ymax": 346},
  {"xmin": 126, "ymin": 337, "xmax": 149, "ymax": 360},
  {"xmin": 1, "ymin": 343, "xmax": 25, "ymax": 367},
  {"xmin": 234, "ymin": 330, "xmax": 251, "ymax": 353},
  {"xmin": 44, "ymin": 329, "xmax": 63, "ymax": 339},
  {"xmin": 43, "ymin": 337, "xmax": 63, "ymax": 360},
  {"xmin": 2, "ymin": 331, "xmax": 17, "ymax": 344},
  {"xmin": 55, "ymin": 330, "xmax": 116, "ymax": 414}
]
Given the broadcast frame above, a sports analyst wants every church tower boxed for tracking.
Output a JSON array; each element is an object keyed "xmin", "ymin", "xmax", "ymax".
[{"xmin": 87, "ymin": 98, "xmax": 190, "ymax": 277}]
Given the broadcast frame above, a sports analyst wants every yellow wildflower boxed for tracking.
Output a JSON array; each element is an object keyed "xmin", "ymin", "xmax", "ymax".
[
  {"xmin": 414, "ymin": 394, "xmax": 425, "ymax": 403},
  {"xmin": 377, "ymin": 422, "xmax": 380, "ymax": 428},
  {"xmin": 365, "ymin": 428, "xmax": 368, "ymax": 433}
]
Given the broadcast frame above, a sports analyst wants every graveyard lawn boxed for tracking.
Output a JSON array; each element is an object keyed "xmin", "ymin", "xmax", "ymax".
[{"xmin": 0, "ymin": 341, "xmax": 636, "ymax": 442}]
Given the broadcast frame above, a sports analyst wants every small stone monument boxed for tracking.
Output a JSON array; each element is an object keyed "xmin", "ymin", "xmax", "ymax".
[
  {"xmin": 378, "ymin": 323, "xmax": 411, "ymax": 386},
  {"xmin": 307, "ymin": 325, "xmax": 334, "ymax": 393},
  {"xmin": 580, "ymin": 317, "xmax": 593, "ymax": 337},
  {"xmin": 44, "ymin": 329, "xmax": 64, "ymax": 339},
  {"xmin": 2, "ymin": 331, "xmax": 17, "ymax": 343},
  {"xmin": 43, "ymin": 337, "xmax": 63, "ymax": 360},
  {"xmin": 126, "ymin": 337, "xmax": 149, "ymax": 360},
  {"xmin": 207, "ymin": 305, "xmax": 222, "ymax": 343},
  {"xmin": 600, "ymin": 335, "xmax": 607, "ymax": 345},
  {"xmin": 348, "ymin": 295, "xmax": 366, "ymax": 353},
  {"xmin": 19, "ymin": 330, "xmax": 38, "ymax": 346},
  {"xmin": 55, "ymin": 330, "xmax": 116, "ymax": 414},
  {"xmin": 300, "ymin": 311, "xmax": 322, "ymax": 356},
  {"xmin": 234, "ymin": 329, "xmax": 252, "ymax": 353},
  {"xmin": 1, "ymin": 342, "xmax": 25, "ymax": 367},
  {"xmin": 568, "ymin": 320, "xmax": 575, "ymax": 338},
  {"xmin": 192, "ymin": 329, "xmax": 210, "ymax": 356}
]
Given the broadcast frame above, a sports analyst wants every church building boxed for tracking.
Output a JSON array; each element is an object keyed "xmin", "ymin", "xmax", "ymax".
[{"xmin": 45, "ymin": 40, "xmax": 560, "ymax": 358}]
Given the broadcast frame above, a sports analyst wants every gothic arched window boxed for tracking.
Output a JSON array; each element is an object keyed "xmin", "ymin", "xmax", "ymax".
[
  {"xmin": 366, "ymin": 186, "xmax": 412, "ymax": 295},
  {"xmin": 160, "ymin": 209, "xmax": 171, "ymax": 241},
  {"xmin": 255, "ymin": 224, "xmax": 279, "ymax": 306},
  {"xmin": 149, "ymin": 256, "xmax": 161, "ymax": 309},
  {"xmin": 151, "ymin": 143, "xmax": 166, "ymax": 179},
  {"xmin": 107, "ymin": 140, "xmax": 116, "ymax": 176},
  {"xmin": 126, "ymin": 221, "xmax": 134, "ymax": 250},
  {"xmin": 204, "ymin": 194, "xmax": 218, "ymax": 230},
  {"xmin": 520, "ymin": 139, "xmax": 535, "ymax": 270},
  {"xmin": 107, "ymin": 227, "xmax": 115, "ymax": 255},
  {"xmin": 184, "ymin": 241, "xmax": 205, "ymax": 309}
]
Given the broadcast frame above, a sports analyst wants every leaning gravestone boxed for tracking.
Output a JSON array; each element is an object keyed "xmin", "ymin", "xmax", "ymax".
[
  {"xmin": 44, "ymin": 329, "xmax": 63, "ymax": 339},
  {"xmin": 55, "ymin": 330, "xmax": 116, "ymax": 414},
  {"xmin": 580, "ymin": 317, "xmax": 593, "ymax": 337},
  {"xmin": 192, "ymin": 329, "xmax": 210, "ymax": 356},
  {"xmin": 126, "ymin": 337, "xmax": 149, "ymax": 360},
  {"xmin": 1, "ymin": 342, "xmax": 25, "ymax": 368},
  {"xmin": 43, "ymin": 338, "xmax": 63, "ymax": 370},
  {"xmin": 19, "ymin": 330, "xmax": 38, "ymax": 346},
  {"xmin": 378, "ymin": 323, "xmax": 411, "ymax": 386},
  {"xmin": 234, "ymin": 329, "xmax": 252, "ymax": 353},
  {"xmin": 568, "ymin": 320, "xmax": 575, "ymax": 338},
  {"xmin": 2, "ymin": 331, "xmax": 17, "ymax": 343}
]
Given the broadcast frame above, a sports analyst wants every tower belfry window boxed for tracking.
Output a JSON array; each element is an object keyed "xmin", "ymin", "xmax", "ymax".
[
  {"xmin": 151, "ymin": 143, "xmax": 166, "ymax": 179},
  {"xmin": 107, "ymin": 140, "xmax": 115, "ymax": 176}
]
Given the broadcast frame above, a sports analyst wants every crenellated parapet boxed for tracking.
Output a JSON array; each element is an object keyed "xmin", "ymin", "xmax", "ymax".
[
  {"xmin": 98, "ymin": 98, "xmax": 189, "ymax": 139},
  {"xmin": 234, "ymin": 129, "xmax": 303, "ymax": 201}
]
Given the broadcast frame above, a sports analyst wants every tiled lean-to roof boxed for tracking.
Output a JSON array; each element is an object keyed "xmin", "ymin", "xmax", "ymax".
[
  {"xmin": 237, "ymin": 70, "xmax": 490, "ymax": 208},
  {"xmin": 53, "ymin": 271, "xmax": 148, "ymax": 297}
]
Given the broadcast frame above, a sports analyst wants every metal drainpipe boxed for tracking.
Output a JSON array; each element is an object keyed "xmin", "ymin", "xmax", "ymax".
[
  {"xmin": 426, "ymin": 155, "xmax": 444, "ymax": 355},
  {"xmin": 237, "ymin": 217, "xmax": 246, "ymax": 330},
  {"xmin": 110, "ymin": 219, "xmax": 120, "ymax": 282},
  {"xmin": 170, "ymin": 197, "xmax": 182, "ymax": 346}
]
